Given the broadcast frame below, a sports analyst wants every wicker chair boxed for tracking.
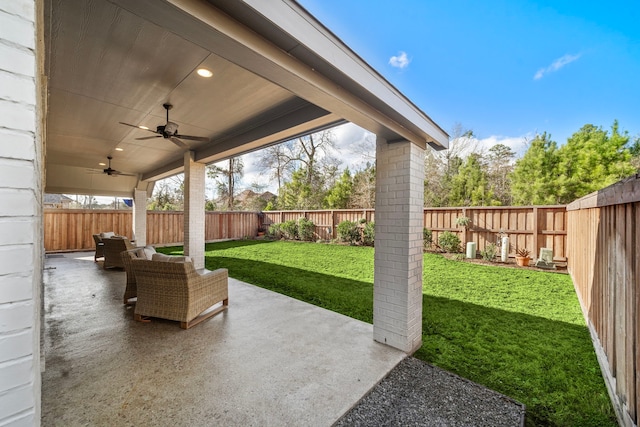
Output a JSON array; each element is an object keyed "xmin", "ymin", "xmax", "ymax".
[
  {"xmin": 121, "ymin": 246, "xmax": 157, "ymax": 304},
  {"xmin": 92, "ymin": 234, "xmax": 104, "ymax": 262},
  {"xmin": 130, "ymin": 258, "xmax": 229, "ymax": 329},
  {"xmin": 102, "ymin": 237, "xmax": 135, "ymax": 269}
]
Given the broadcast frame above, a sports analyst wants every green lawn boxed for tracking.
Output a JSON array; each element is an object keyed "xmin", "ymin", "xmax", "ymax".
[{"xmin": 159, "ymin": 240, "xmax": 616, "ymax": 426}]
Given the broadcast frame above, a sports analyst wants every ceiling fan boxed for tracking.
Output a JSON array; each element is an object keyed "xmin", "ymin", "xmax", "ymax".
[
  {"xmin": 90, "ymin": 156, "xmax": 135, "ymax": 177},
  {"xmin": 119, "ymin": 103, "xmax": 209, "ymax": 149}
]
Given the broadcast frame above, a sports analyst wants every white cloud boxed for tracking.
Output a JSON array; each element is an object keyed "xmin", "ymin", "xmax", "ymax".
[
  {"xmin": 389, "ymin": 51, "xmax": 410, "ymax": 69},
  {"xmin": 534, "ymin": 53, "xmax": 581, "ymax": 80},
  {"xmin": 475, "ymin": 135, "xmax": 532, "ymax": 157}
]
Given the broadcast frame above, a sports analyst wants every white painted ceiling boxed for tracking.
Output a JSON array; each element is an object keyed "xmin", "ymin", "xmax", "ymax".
[{"xmin": 44, "ymin": 0, "xmax": 448, "ymax": 197}]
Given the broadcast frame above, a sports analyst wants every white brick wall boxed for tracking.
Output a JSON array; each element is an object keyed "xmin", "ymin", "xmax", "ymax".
[
  {"xmin": 0, "ymin": 0, "xmax": 42, "ymax": 425},
  {"xmin": 373, "ymin": 137, "xmax": 425, "ymax": 354},
  {"xmin": 183, "ymin": 152, "xmax": 205, "ymax": 269}
]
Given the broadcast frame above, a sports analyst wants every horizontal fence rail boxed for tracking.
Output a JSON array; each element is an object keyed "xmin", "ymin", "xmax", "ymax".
[{"xmin": 567, "ymin": 174, "xmax": 640, "ymax": 427}]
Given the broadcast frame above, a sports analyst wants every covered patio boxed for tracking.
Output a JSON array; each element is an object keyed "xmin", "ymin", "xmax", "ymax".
[
  {"xmin": 42, "ymin": 252, "xmax": 405, "ymax": 425},
  {"xmin": 42, "ymin": 252, "xmax": 526, "ymax": 426}
]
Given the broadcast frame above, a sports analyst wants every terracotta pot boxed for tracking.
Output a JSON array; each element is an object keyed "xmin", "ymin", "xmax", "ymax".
[{"xmin": 515, "ymin": 256, "xmax": 530, "ymax": 267}]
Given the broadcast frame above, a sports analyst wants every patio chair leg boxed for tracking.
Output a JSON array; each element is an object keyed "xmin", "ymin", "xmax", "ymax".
[
  {"xmin": 134, "ymin": 314, "xmax": 151, "ymax": 323},
  {"xmin": 180, "ymin": 302, "xmax": 228, "ymax": 329}
]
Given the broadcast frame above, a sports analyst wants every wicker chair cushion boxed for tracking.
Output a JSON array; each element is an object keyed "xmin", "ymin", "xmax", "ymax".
[
  {"xmin": 143, "ymin": 246, "xmax": 156, "ymax": 259},
  {"xmin": 151, "ymin": 253, "xmax": 192, "ymax": 263},
  {"xmin": 100, "ymin": 231, "xmax": 116, "ymax": 238}
]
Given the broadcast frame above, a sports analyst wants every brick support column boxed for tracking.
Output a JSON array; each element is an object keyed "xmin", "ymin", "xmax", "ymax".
[
  {"xmin": 183, "ymin": 151, "xmax": 205, "ymax": 269},
  {"xmin": 373, "ymin": 137, "xmax": 425, "ymax": 354},
  {"xmin": 132, "ymin": 189, "xmax": 147, "ymax": 247}
]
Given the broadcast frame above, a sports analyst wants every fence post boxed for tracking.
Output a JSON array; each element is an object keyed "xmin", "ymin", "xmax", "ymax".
[
  {"xmin": 332, "ymin": 210, "xmax": 336, "ymax": 239},
  {"xmin": 532, "ymin": 207, "xmax": 539, "ymax": 259},
  {"xmin": 461, "ymin": 207, "xmax": 468, "ymax": 248}
]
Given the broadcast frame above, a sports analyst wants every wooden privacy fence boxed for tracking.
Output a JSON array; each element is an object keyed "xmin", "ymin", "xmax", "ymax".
[
  {"xmin": 262, "ymin": 209, "xmax": 374, "ymax": 241},
  {"xmin": 264, "ymin": 206, "xmax": 568, "ymax": 260},
  {"xmin": 44, "ymin": 210, "xmax": 259, "ymax": 251},
  {"xmin": 424, "ymin": 206, "xmax": 567, "ymax": 261},
  {"xmin": 47, "ymin": 206, "xmax": 568, "ymax": 258},
  {"xmin": 567, "ymin": 175, "xmax": 640, "ymax": 427}
]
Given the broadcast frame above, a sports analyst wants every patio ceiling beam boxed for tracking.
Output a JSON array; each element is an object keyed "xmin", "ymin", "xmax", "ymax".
[
  {"xmin": 194, "ymin": 103, "xmax": 344, "ymax": 165},
  {"xmin": 141, "ymin": 101, "xmax": 342, "ymax": 181}
]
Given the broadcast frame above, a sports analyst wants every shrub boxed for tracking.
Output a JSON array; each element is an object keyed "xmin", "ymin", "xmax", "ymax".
[
  {"xmin": 267, "ymin": 223, "xmax": 282, "ymax": 240},
  {"xmin": 438, "ymin": 231, "xmax": 461, "ymax": 253},
  {"xmin": 280, "ymin": 220, "xmax": 298, "ymax": 240},
  {"xmin": 363, "ymin": 221, "xmax": 375, "ymax": 246},
  {"xmin": 337, "ymin": 220, "xmax": 361, "ymax": 245},
  {"xmin": 423, "ymin": 228, "xmax": 433, "ymax": 249},
  {"xmin": 297, "ymin": 217, "xmax": 315, "ymax": 242},
  {"xmin": 481, "ymin": 243, "xmax": 498, "ymax": 261}
]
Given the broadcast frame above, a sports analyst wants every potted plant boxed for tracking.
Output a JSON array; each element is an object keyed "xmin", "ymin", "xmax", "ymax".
[
  {"xmin": 455, "ymin": 216, "xmax": 471, "ymax": 228},
  {"xmin": 515, "ymin": 248, "xmax": 531, "ymax": 266}
]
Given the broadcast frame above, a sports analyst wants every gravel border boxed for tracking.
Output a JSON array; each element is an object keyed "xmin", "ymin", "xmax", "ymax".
[{"xmin": 334, "ymin": 357, "xmax": 525, "ymax": 427}]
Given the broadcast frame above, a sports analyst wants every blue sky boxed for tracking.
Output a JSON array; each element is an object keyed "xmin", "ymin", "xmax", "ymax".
[{"xmin": 298, "ymin": 0, "xmax": 640, "ymax": 146}]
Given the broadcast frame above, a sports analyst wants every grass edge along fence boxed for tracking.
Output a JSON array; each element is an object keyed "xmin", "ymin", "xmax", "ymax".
[{"xmin": 567, "ymin": 174, "xmax": 640, "ymax": 427}]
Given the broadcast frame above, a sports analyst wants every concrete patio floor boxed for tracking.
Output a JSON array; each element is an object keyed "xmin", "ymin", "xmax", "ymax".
[{"xmin": 41, "ymin": 252, "xmax": 406, "ymax": 426}]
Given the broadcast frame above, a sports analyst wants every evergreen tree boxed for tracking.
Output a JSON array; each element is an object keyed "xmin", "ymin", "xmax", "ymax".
[
  {"xmin": 324, "ymin": 169, "xmax": 353, "ymax": 209},
  {"xmin": 279, "ymin": 168, "xmax": 326, "ymax": 209},
  {"xmin": 510, "ymin": 133, "xmax": 561, "ymax": 205},
  {"xmin": 449, "ymin": 153, "xmax": 498, "ymax": 206},
  {"xmin": 556, "ymin": 121, "xmax": 635, "ymax": 203}
]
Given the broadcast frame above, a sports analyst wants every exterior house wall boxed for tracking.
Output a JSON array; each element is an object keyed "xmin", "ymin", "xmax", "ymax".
[{"xmin": 0, "ymin": 0, "xmax": 42, "ymax": 425}]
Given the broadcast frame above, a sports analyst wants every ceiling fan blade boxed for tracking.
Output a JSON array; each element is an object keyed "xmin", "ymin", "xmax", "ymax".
[
  {"xmin": 174, "ymin": 134, "xmax": 210, "ymax": 142},
  {"xmin": 136, "ymin": 135, "xmax": 162, "ymax": 140},
  {"xmin": 120, "ymin": 122, "xmax": 159, "ymax": 134},
  {"xmin": 169, "ymin": 137, "xmax": 189, "ymax": 149},
  {"xmin": 119, "ymin": 121, "xmax": 143, "ymax": 128},
  {"xmin": 111, "ymin": 171, "xmax": 136, "ymax": 177}
]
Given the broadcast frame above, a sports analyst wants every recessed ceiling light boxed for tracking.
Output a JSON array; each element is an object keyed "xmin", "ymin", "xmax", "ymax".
[
  {"xmin": 99, "ymin": 162, "xmax": 106, "ymax": 166},
  {"xmin": 197, "ymin": 68, "xmax": 213, "ymax": 78},
  {"xmin": 115, "ymin": 147, "xmax": 123, "ymax": 151}
]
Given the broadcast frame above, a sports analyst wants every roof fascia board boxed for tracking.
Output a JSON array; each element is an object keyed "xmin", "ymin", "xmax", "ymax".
[{"xmin": 240, "ymin": 0, "xmax": 449, "ymax": 148}]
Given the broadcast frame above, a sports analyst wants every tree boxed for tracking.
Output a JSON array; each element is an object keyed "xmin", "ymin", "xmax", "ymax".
[
  {"xmin": 258, "ymin": 141, "xmax": 295, "ymax": 192},
  {"xmin": 207, "ymin": 157, "xmax": 244, "ymax": 210},
  {"xmin": 295, "ymin": 131, "xmax": 338, "ymax": 187},
  {"xmin": 324, "ymin": 169, "xmax": 353, "ymax": 209},
  {"xmin": 448, "ymin": 153, "xmax": 498, "ymax": 206},
  {"xmin": 278, "ymin": 168, "xmax": 319, "ymax": 209},
  {"xmin": 424, "ymin": 124, "xmax": 479, "ymax": 207},
  {"xmin": 486, "ymin": 144, "xmax": 515, "ymax": 205},
  {"xmin": 510, "ymin": 133, "xmax": 560, "ymax": 205},
  {"xmin": 556, "ymin": 121, "xmax": 635, "ymax": 203},
  {"xmin": 147, "ymin": 176, "xmax": 183, "ymax": 211},
  {"xmin": 350, "ymin": 163, "xmax": 376, "ymax": 208},
  {"xmin": 630, "ymin": 135, "xmax": 640, "ymax": 169}
]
